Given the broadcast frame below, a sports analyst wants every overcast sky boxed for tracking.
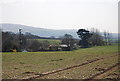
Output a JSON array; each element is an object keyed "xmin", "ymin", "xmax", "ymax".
[{"xmin": 0, "ymin": 0, "xmax": 119, "ymax": 33}]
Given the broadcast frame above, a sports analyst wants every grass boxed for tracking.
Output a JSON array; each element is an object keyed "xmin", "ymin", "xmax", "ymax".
[
  {"xmin": 34, "ymin": 39, "xmax": 61, "ymax": 45},
  {"xmin": 2, "ymin": 44, "xmax": 119, "ymax": 79}
]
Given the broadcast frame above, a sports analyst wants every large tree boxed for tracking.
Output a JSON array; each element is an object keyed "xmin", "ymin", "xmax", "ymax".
[{"xmin": 77, "ymin": 29, "xmax": 92, "ymax": 48}]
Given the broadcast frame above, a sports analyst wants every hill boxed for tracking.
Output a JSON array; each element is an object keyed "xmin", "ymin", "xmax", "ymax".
[
  {"xmin": 1, "ymin": 23, "xmax": 118, "ymax": 39},
  {"xmin": 1, "ymin": 23, "xmax": 78, "ymax": 38}
]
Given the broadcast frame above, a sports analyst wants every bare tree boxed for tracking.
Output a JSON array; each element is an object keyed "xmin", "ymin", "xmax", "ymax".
[
  {"xmin": 29, "ymin": 40, "xmax": 42, "ymax": 51},
  {"xmin": 103, "ymin": 31, "xmax": 112, "ymax": 45},
  {"xmin": 89, "ymin": 28, "xmax": 105, "ymax": 46},
  {"xmin": 107, "ymin": 31, "xmax": 112, "ymax": 45},
  {"xmin": 104, "ymin": 31, "xmax": 107, "ymax": 45},
  {"xmin": 61, "ymin": 34, "xmax": 76, "ymax": 50}
]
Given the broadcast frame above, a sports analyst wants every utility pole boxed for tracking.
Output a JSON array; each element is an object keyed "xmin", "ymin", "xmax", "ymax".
[{"xmin": 19, "ymin": 29, "xmax": 22, "ymax": 52}]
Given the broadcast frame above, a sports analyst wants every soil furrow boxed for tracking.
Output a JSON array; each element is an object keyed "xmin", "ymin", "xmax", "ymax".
[
  {"xmin": 84, "ymin": 63, "xmax": 120, "ymax": 81},
  {"xmin": 21, "ymin": 55, "xmax": 118, "ymax": 80}
]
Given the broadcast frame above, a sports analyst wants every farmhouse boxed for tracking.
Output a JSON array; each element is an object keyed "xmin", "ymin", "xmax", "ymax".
[
  {"xmin": 59, "ymin": 44, "xmax": 69, "ymax": 51},
  {"xmin": 49, "ymin": 44, "xmax": 69, "ymax": 51}
]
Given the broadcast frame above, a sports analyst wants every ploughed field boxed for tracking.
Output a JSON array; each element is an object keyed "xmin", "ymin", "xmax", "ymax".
[{"xmin": 2, "ymin": 44, "xmax": 119, "ymax": 79}]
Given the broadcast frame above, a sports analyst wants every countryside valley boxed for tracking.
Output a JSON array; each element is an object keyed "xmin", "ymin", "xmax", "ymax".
[{"xmin": 1, "ymin": 24, "xmax": 119, "ymax": 80}]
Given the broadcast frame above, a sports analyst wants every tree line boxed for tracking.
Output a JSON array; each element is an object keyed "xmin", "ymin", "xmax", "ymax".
[
  {"xmin": 2, "ymin": 28, "xmax": 114, "ymax": 52},
  {"xmin": 77, "ymin": 28, "xmax": 112, "ymax": 48}
]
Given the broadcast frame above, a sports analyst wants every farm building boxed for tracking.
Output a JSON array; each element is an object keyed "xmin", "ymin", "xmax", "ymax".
[{"xmin": 49, "ymin": 44, "xmax": 69, "ymax": 51}]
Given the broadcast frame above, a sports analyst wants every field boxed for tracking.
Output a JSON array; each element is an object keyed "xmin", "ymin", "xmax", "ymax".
[
  {"xmin": 2, "ymin": 44, "xmax": 119, "ymax": 79},
  {"xmin": 32, "ymin": 39, "xmax": 61, "ymax": 45}
]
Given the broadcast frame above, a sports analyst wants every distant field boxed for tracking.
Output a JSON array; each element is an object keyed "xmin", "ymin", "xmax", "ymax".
[
  {"xmin": 2, "ymin": 44, "xmax": 119, "ymax": 79},
  {"xmin": 32, "ymin": 39, "xmax": 61, "ymax": 45}
]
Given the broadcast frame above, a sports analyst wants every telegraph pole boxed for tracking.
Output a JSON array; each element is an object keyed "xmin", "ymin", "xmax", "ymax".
[{"xmin": 19, "ymin": 29, "xmax": 22, "ymax": 52}]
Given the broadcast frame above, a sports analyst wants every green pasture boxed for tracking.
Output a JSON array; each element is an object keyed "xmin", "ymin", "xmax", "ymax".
[
  {"xmin": 2, "ymin": 44, "xmax": 119, "ymax": 79},
  {"xmin": 34, "ymin": 39, "xmax": 61, "ymax": 45}
]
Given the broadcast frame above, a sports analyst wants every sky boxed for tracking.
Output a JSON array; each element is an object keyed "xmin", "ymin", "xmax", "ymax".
[{"xmin": 0, "ymin": 0, "xmax": 119, "ymax": 33}]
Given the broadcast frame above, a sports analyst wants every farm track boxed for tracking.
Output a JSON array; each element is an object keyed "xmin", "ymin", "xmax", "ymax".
[
  {"xmin": 84, "ymin": 63, "xmax": 120, "ymax": 81},
  {"xmin": 21, "ymin": 54, "xmax": 118, "ymax": 80}
]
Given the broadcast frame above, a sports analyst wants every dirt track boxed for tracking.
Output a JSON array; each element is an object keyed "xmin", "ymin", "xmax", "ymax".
[
  {"xmin": 84, "ymin": 63, "xmax": 119, "ymax": 81},
  {"xmin": 21, "ymin": 55, "xmax": 118, "ymax": 80}
]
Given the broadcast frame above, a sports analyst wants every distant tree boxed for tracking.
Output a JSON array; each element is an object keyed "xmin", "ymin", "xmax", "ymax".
[
  {"xmin": 25, "ymin": 32, "xmax": 40, "ymax": 39},
  {"xmin": 107, "ymin": 32, "xmax": 112, "ymax": 45},
  {"xmin": 21, "ymin": 35, "xmax": 27, "ymax": 50},
  {"xmin": 104, "ymin": 31, "xmax": 108, "ymax": 45},
  {"xmin": 2, "ymin": 31, "xmax": 41, "ymax": 52},
  {"xmin": 61, "ymin": 34, "xmax": 76, "ymax": 50},
  {"xmin": 2, "ymin": 32, "xmax": 19, "ymax": 52},
  {"xmin": 77, "ymin": 29, "xmax": 92, "ymax": 48},
  {"xmin": 50, "ymin": 36, "xmax": 55, "ymax": 39},
  {"xmin": 89, "ymin": 28, "xmax": 105, "ymax": 46},
  {"xmin": 104, "ymin": 31, "xmax": 112, "ymax": 45},
  {"xmin": 28, "ymin": 40, "xmax": 50, "ymax": 51},
  {"xmin": 42, "ymin": 40, "xmax": 50, "ymax": 50},
  {"xmin": 29, "ymin": 40, "xmax": 42, "ymax": 51}
]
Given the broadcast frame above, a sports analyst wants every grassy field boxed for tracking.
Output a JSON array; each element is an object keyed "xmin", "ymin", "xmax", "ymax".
[
  {"xmin": 33, "ymin": 39, "xmax": 61, "ymax": 45},
  {"xmin": 2, "ymin": 44, "xmax": 119, "ymax": 79}
]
